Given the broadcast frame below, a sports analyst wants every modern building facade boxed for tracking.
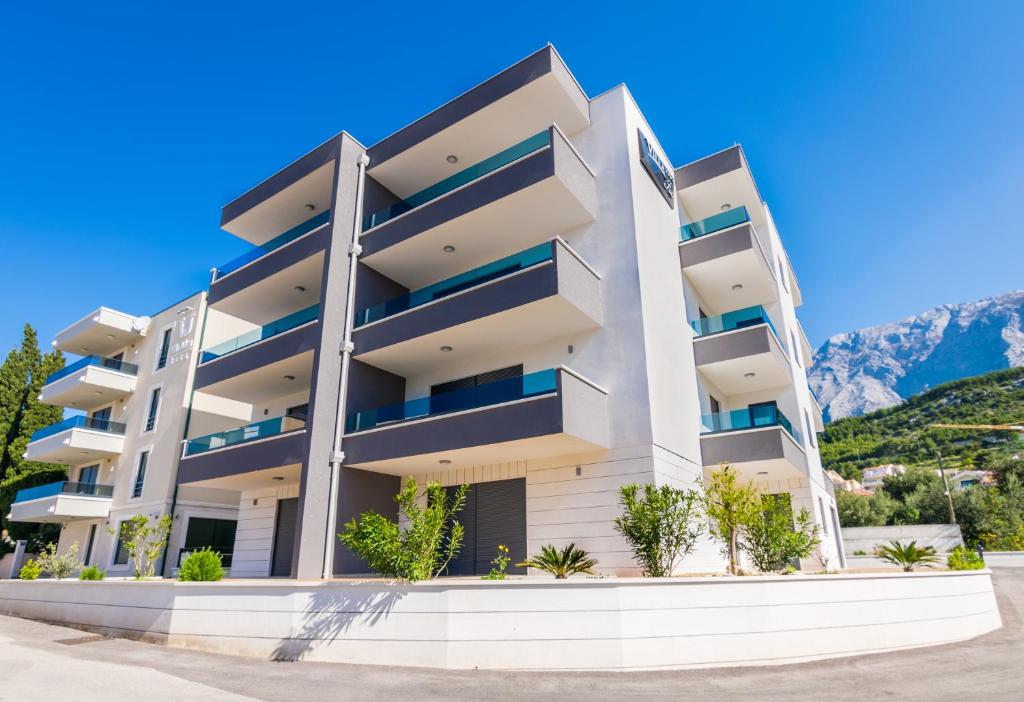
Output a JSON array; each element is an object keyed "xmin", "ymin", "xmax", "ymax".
[{"xmin": 11, "ymin": 45, "xmax": 843, "ymax": 577}]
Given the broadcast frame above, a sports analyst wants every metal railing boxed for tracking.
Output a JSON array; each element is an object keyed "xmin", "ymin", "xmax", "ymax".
[
  {"xmin": 680, "ymin": 205, "xmax": 750, "ymax": 242},
  {"xmin": 14, "ymin": 480, "xmax": 114, "ymax": 503},
  {"xmin": 30, "ymin": 415, "xmax": 127, "ymax": 442},
  {"xmin": 45, "ymin": 355, "xmax": 139, "ymax": 385}
]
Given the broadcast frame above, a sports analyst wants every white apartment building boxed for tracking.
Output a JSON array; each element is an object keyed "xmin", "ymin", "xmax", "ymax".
[
  {"xmin": 11, "ymin": 46, "xmax": 843, "ymax": 577},
  {"xmin": 861, "ymin": 463, "xmax": 907, "ymax": 492}
]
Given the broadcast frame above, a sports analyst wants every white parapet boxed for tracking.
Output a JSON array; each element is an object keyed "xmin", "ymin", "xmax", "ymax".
[{"xmin": 0, "ymin": 570, "xmax": 1001, "ymax": 670}]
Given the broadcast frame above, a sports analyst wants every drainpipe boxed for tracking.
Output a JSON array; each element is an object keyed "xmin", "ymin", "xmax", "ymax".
[{"xmin": 322, "ymin": 151, "xmax": 370, "ymax": 579}]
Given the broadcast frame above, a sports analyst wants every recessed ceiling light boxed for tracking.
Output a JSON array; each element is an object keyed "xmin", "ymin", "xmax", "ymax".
[
  {"xmin": 272, "ymin": 476, "xmax": 285, "ymax": 481},
  {"xmin": 294, "ymin": 285, "xmax": 306, "ymax": 293},
  {"xmin": 440, "ymin": 345, "xmax": 453, "ymax": 353},
  {"xmin": 744, "ymin": 372, "xmax": 756, "ymax": 378},
  {"xmin": 721, "ymin": 203, "xmax": 732, "ymax": 211},
  {"xmin": 757, "ymin": 471, "xmax": 768, "ymax": 476},
  {"xmin": 446, "ymin": 155, "xmax": 458, "ymax": 164},
  {"xmin": 80, "ymin": 347, "xmax": 89, "ymax": 353},
  {"xmin": 94, "ymin": 391, "xmax": 102, "ymax": 395},
  {"xmin": 106, "ymin": 334, "xmax": 116, "ymax": 339},
  {"xmin": 283, "ymin": 375, "xmax": 296, "ymax": 381},
  {"xmin": 731, "ymin": 284, "xmax": 743, "ymax": 291},
  {"xmin": 439, "ymin": 459, "xmax": 452, "ymax": 465},
  {"xmin": 304, "ymin": 203, "xmax": 316, "ymax": 211},
  {"xmin": 442, "ymin": 245, "xmax": 455, "ymax": 253}
]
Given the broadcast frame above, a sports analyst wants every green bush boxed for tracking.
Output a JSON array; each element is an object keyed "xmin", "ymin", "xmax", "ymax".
[
  {"xmin": 18, "ymin": 559, "xmax": 41, "ymax": 580},
  {"xmin": 947, "ymin": 545, "xmax": 985, "ymax": 571},
  {"xmin": 875, "ymin": 540, "xmax": 940, "ymax": 572},
  {"xmin": 36, "ymin": 541, "xmax": 82, "ymax": 580},
  {"xmin": 741, "ymin": 497, "xmax": 821, "ymax": 573},
  {"xmin": 79, "ymin": 565, "xmax": 106, "ymax": 580},
  {"xmin": 614, "ymin": 483, "xmax": 703, "ymax": 577},
  {"xmin": 177, "ymin": 548, "xmax": 225, "ymax": 582}
]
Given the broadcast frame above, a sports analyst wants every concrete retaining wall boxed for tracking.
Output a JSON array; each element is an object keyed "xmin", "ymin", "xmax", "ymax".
[
  {"xmin": 843, "ymin": 524, "xmax": 964, "ymax": 554},
  {"xmin": 0, "ymin": 571, "xmax": 1001, "ymax": 670}
]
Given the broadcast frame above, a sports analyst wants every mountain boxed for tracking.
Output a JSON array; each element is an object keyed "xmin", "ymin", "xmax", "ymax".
[
  {"xmin": 820, "ymin": 367, "xmax": 1024, "ymax": 479},
  {"xmin": 809, "ymin": 290, "xmax": 1024, "ymax": 420}
]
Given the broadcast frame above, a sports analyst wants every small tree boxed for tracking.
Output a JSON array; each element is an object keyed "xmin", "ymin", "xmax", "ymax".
[
  {"xmin": 36, "ymin": 541, "xmax": 83, "ymax": 579},
  {"xmin": 517, "ymin": 543, "xmax": 598, "ymax": 579},
  {"xmin": 178, "ymin": 548, "xmax": 224, "ymax": 581},
  {"xmin": 741, "ymin": 496, "xmax": 821, "ymax": 573},
  {"xmin": 110, "ymin": 514, "xmax": 172, "ymax": 579},
  {"xmin": 339, "ymin": 478, "xmax": 467, "ymax": 582},
  {"xmin": 702, "ymin": 465, "xmax": 761, "ymax": 574},
  {"xmin": 875, "ymin": 540, "xmax": 940, "ymax": 572},
  {"xmin": 614, "ymin": 483, "xmax": 703, "ymax": 577}
]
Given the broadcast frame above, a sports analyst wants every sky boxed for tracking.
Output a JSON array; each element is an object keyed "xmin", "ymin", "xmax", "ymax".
[{"xmin": 1, "ymin": 1, "xmax": 1022, "ymax": 355}]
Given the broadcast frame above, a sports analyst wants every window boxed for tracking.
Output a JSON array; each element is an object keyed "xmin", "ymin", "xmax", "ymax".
[
  {"xmin": 791, "ymin": 330, "xmax": 802, "ymax": 367},
  {"xmin": 709, "ymin": 395, "xmax": 721, "ymax": 415},
  {"xmin": 113, "ymin": 522, "xmax": 130, "ymax": 565},
  {"xmin": 778, "ymin": 257, "xmax": 790, "ymax": 293},
  {"xmin": 84, "ymin": 524, "xmax": 97, "ymax": 566},
  {"xmin": 78, "ymin": 465, "xmax": 99, "ymax": 491},
  {"xmin": 132, "ymin": 450, "xmax": 149, "ymax": 498},
  {"xmin": 144, "ymin": 387, "xmax": 161, "ymax": 432},
  {"xmin": 156, "ymin": 328, "xmax": 173, "ymax": 370},
  {"xmin": 805, "ymin": 409, "xmax": 817, "ymax": 447}
]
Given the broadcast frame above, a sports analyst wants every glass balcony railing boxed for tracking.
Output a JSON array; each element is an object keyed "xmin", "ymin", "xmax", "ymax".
[
  {"xmin": 362, "ymin": 130, "xmax": 552, "ymax": 230},
  {"xmin": 691, "ymin": 305, "xmax": 776, "ymax": 338},
  {"xmin": 14, "ymin": 480, "xmax": 114, "ymax": 503},
  {"xmin": 214, "ymin": 210, "xmax": 331, "ymax": 280},
  {"xmin": 45, "ymin": 355, "xmax": 139, "ymax": 385},
  {"xmin": 680, "ymin": 205, "xmax": 750, "ymax": 242},
  {"xmin": 30, "ymin": 415, "xmax": 127, "ymax": 442},
  {"xmin": 346, "ymin": 368, "xmax": 557, "ymax": 433},
  {"xmin": 355, "ymin": 242, "xmax": 553, "ymax": 327},
  {"xmin": 700, "ymin": 404, "xmax": 803, "ymax": 445},
  {"xmin": 184, "ymin": 415, "xmax": 306, "ymax": 456},
  {"xmin": 200, "ymin": 304, "xmax": 319, "ymax": 363}
]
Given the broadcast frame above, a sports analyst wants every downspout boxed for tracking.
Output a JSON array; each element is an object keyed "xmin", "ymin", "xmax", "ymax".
[{"xmin": 322, "ymin": 150, "xmax": 370, "ymax": 579}]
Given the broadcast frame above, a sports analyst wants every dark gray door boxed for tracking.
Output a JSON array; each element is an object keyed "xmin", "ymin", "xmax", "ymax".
[
  {"xmin": 270, "ymin": 498, "xmax": 299, "ymax": 577},
  {"xmin": 444, "ymin": 478, "xmax": 526, "ymax": 576}
]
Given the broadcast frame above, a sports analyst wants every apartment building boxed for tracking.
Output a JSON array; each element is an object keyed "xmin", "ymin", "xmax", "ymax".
[
  {"xmin": 13, "ymin": 45, "xmax": 843, "ymax": 578},
  {"xmin": 861, "ymin": 463, "xmax": 907, "ymax": 492},
  {"xmin": 9, "ymin": 297, "xmax": 240, "ymax": 576}
]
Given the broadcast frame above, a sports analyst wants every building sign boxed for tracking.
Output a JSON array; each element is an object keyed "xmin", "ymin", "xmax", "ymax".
[{"xmin": 637, "ymin": 129, "xmax": 675, "ymax": 208}]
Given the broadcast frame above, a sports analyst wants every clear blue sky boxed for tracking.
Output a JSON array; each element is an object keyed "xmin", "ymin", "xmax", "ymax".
[{"xmin": 2, "ymin": 2, "xmax": 1021, "ymax": 355}]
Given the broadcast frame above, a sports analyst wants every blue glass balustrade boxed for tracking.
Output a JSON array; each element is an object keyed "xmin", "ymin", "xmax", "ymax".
[
  {"xmin": 700, "ymin": 404, "xmax": 803, "ymax": 445},
  {"xmin": 354, "ymin": 242, "xmax": 554, "ymax": 327},
  {"xmin": 184, "ymin": 415, "xmax": 304, "ymax": 456},
  {"xmin": 45, "ymin": 355, "xmax": 139, "ymax": 385},
  {"xmin": 30, "ymin": 415, "xmax": 127, "ymax": 442},
  {"xmin": 691, "ymin": 305, "xmax": 776, "ymax": 338},
  {"xmin": 346, "ymin": 368, "xmax": 558, "ymax": 433},
  {"xmin": 14, "ymin": 480, "xmax": 114, "ymax": 503},
  {"xmin": 362, "ymin": 130, "xmax": 552, "ymax": 230},
  {"xmin": 201, "ymin": 305, "xmax": 319, "ymax": 362},
  {"xmin": 680, "ymin": 206, "xmax": 750, "ymax": 242},
  {"xmin": 214, "ymin": 210, "xmax": 331, "ymax": 280}
]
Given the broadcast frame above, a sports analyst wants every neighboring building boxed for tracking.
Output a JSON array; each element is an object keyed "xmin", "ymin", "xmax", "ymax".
[
  {"xmin": 12, "ymin": 45, "xmax": 843, "ymax": 577},
  {"xmin": 861, "ymin": 464, "xmax": 907, "ymax": 492},
  {"xmin": 947, "ymin": 470, "xmax": 994, "ymax": 491},
  {"xmin": 827, "ymin": 469, "xmax": 867, "ymax": 494},
  {"xmin": 8, "ymin": 297, "xmax": 240, "ymax": 576}
]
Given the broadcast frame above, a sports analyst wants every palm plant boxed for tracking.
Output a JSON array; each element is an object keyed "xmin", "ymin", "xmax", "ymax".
[
  {"xmin": 875, "ymin": 540, "xmax": 940, "ymax": 572},
  {"xmin": 516, "ymin": 543, "xmax": 598, "ymax": 579}
]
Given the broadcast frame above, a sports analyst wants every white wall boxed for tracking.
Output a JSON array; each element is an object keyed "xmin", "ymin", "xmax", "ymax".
[
  {"xmin": 0, "ymin": 571, "xmax": 1000, "ymax": 670},
  {"xmin": 843, "ymin": 525, "xmax": 965, "ymax": 554},
  {"xmin": 230, "ymin": 483, "xmax": 300, "ymax": 578}
]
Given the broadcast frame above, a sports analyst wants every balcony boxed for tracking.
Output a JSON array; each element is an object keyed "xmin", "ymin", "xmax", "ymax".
[
  {"xmin": 177, "ymin": 415, "xmax": 307, "ymax": 489},
  {"xmin": 681, "ymin": 206, "xmax": 751, "ymax": 242},
  {"xmin": 352, "ymin": 239, "xmax": 602, "ymax": 377},
  {"xmin": 213, "ymin": 210, "xmax": 330, "ymax": 281},
  {"xmin": 24, "ymin": 416, "xmax": 126, "ymax": 464},
  {"xmin": 38, "ymin": 355, "xmax": 138, "ymax": 408},
  {"xmin": 342, "ymin": 367, "xmax": 609, "ymax": 474},
  {"xmin": 699, "ymin": 405, "xmax": 807, "ymax": 481},
  {"xmin": 360, "ymin": 125, "xmax": 597, "ymax": 291},
  {"xmin": 692, "ymin": 311, "xmax": 790, "ymax": 394},
  {"xmin": 8, "ymin": 480, "xmax": 114, "ymax": 523},
  {"xmin": 675, "ymin": 145, "xmax": 764, "ymax": 229},
  {"xmin": 679, "ymin": 215, "xmax": 776, "ymax": 312},
  {"xmin": 53, "ymin": 307, "xmax": 149, "ymax": 356},
  {"xmin": 201, "ymin": 305, "xmax": 319, "ymax": 363}
]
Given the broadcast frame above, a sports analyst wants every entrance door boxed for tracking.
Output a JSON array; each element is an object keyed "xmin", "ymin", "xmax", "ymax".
[
  {"xmin": 270, "ymin": 498, "xmax": 299, "ymax": 577},
  {"xmin": 78, "ymin": 465, "xmax": 99, "ymax": 494},
  {"xmin": 182, "ymin": 517, "xmax": 237, "ymax": 568},
  {"xmin": 84, "ymin": 524, "xmax": 97, "ymax": 566},
  {"xmin": 443, "ymin": 478, "xmax": 526, "ymax": 576}
]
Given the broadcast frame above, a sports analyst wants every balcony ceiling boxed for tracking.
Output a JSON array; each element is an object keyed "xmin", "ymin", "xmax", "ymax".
[
  {"xmin": 678, "ymin": 167, "xmax": 764, "ymax": 231},
  {"xmin": 196, "ymin": 350, "xmax": 314, "ymax": 406},
  {"xmin": 39, "ymin": 366, "xmax": 136, "ymax": 408},
  {"xmin": 210, "ymin": 252, "xmax": 324, "ymax": 326},
  {"xmin": 222, "ymin": 163, "xmax": 334, "ymax": 246},
  {"xmin": 183, "ymin": 462, "xmax": 301, "ymax": 492},
  {"xmin": 683, "ymin": 245, "xmax": 776, "ymax": 313},
  {"xmin": 367, "ymin": 71, "xmax": 589, "ymax": 200},
  {"xmin": 695, "ymin": 331, "xmax": 792, "ymax": 395},
  {"xmin": 54, "ymin": 307, "xmax": 148, "ymax": 356}
]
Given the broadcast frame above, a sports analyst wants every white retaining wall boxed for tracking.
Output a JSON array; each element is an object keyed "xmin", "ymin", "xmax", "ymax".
[
  {"xmin": 0, "ymin": 571, "xmax": 1000, "ymax": 670},
  {"xmin": 843, "ymin": 524, "xmax": 964, "ymax": 554}
]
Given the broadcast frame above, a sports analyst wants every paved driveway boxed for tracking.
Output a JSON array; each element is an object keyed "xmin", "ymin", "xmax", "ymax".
[{"xmin": 1, "ymin": 569, "xmax": 1022, "ymax": 702}]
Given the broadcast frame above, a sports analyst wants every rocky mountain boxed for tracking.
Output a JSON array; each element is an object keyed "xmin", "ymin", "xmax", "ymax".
[{"xmin": 809, "ymin": 290, "xmax": 1024, "ymax": 420}]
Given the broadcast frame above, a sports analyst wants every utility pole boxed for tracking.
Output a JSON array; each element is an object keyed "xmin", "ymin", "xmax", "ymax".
[{"xmin": 936, "ymin": 451, "xmax": 957, "ymax": 525}]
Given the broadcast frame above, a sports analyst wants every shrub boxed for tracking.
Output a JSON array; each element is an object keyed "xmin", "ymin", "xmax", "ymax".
[
  {"xmin": 36, "ymin": 541, "xmax": 82, "ymax": 580},
  {"xmin": 18, "ymin": 559, "xmax": 41, "ymax": 580},
  {"xmin": 853, "ymin": 549, "xmax": 867, "ymax": 556},
  {"xmin": 340, "ymin": 478, "xmax": 467, "ymax": 582},
  {"xmin": 109, "ymin": 514, "xmax": 172, "ymax": 579},
  {"xmin": 876, "ymin": 540, "xmax": 940, "ymax": 572},
  {"xmin": 481, "ymin": 544, "xmax": 511, "ymax": 580},
  {"xmin": 516, "ymin": 543, "xmax": 598, "ymax": 579},
  {"xmin": 702, "ymin": 465, "xmax": 761, "ymax": 574},
  {"xmin": 947, "ymin": 545, "xmax": 985, "ymax": 571},
  {"xmin": 178, "ymin": 548, "xmax": 224, "ymax": 581},
  {"xmin": 614, "ymin": 483, "xmax": 703, "ymax": 577},
  {"xmin": 79, "ymin": 565, "xmax": 106, "ymax": 580},
  {"xmin": 741, "ymin": 497, "xmax": 821, "ymax": 573}
]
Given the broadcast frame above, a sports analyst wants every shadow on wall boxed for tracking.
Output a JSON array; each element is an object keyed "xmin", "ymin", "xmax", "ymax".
[{"xmin": 271, "ymin": 584, "xmax": 407, "ymax": 661}]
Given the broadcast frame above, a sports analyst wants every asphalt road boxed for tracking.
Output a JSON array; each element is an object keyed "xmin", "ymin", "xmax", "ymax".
[{"xmin": 1, "ymin": 569, "xmax": 1022, "ymax": 702}]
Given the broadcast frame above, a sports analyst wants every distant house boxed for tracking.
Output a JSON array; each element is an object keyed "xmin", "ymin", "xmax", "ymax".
[
  {"xmin": 827, "ymin": 469, "xmax": 870, "ymax": 494},
  {"xmin": 860, "ymin": 464, "xmax": 907, "ymax": 492},
  {"xmin": 947, "ymin": 470, "xmax": 995, "ymax": 490}
]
